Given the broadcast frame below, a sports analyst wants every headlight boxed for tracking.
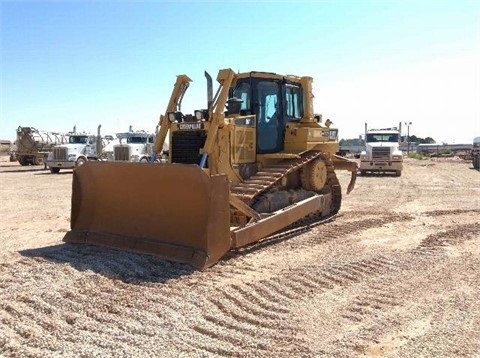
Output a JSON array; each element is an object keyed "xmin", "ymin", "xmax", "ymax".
[
  {"xmin": 130, "ymin": 154, "xmax": 140, "ymax": 162},
  {"xmin": 360, "ymin": 154, "xmax": 368, "ymax": 160},
  {"xmin": 392, "ymin": 155, "xmax": 402, "ymax": 160},
  {"xmin": 167, "ymin": 112, "xmax": 176, "ymax": 123},
  {"xmin": 68, "ymin": 154, "xmax": 77, "ymax": 160}
]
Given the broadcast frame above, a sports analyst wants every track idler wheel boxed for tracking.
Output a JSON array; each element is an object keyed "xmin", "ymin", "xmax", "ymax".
[{"xmin": 300, "ymin": 158, "xmax": 327, "ymax": 191}]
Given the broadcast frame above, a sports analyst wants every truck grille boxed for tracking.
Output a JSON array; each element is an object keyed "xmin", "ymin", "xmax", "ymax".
[
  {"xmin": 114, "ymin": 146, "xmax": 130, "ymax": 161},
  {"xmin": 372, "ymin": 147, "xmax": 391, "ymax": 159},
  {"xmin": 171, "ymin": 130, "xmax": 207, "ymax": 165},
  {"xmin": 53, "ymin": 147, "xmax": 67, "ymax": 160}
]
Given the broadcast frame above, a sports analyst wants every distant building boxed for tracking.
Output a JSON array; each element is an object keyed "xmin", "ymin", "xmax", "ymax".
[
  {"xmin": 416, "ymin": 143, "xmax": 472, "ymax": 155},
  {"xmin": 0, "ymin": 140, "xmax": 12, "ymax": 154}
]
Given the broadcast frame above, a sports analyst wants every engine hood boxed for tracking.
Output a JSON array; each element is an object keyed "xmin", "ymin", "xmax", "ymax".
[{"xmin": 57, "ymin": 144, "xmax": 87, "ymax": 153}]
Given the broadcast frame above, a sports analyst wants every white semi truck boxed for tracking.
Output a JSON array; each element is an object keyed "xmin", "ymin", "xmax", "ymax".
[
  {"xmin": 359, "ymin": 123, "xmax": 403, "ymax": 176},
  {"xmin": 112, "ymin": 129, "xmax": 155, "ymax": 162},
  {"xmin": 46, "ymin": 125, "xmax": 112, "ymax": 173}
]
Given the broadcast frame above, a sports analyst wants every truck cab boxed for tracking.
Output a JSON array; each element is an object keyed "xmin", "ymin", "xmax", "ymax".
[
  {"xmin": 359, "ymin": 127, "xmax": 403, "ymax": 176},
  {"xmin": 112, "ymin": 131, "xmax": 155, "ymax": 162},
  {"xmin": 46, "ymin": 125, "xmax": 109, "ymax": 173}
]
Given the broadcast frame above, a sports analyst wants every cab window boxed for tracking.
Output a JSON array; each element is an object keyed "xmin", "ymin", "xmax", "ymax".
[
  {"xmin": 285, "ymin": 84, "xmax": 303, "ymax": 119},
  {"xmin": 232, "ymin": 82, "xmax": 251, "ymax": 113},
  {"xmin": 257, "ymin": 81, "xmax": 280, "ymax": 124}
]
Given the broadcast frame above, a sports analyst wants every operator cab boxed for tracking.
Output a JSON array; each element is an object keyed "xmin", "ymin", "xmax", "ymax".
[{"xmin": 231, "ymin": 75, "xmax": 304, "ymax": 154}]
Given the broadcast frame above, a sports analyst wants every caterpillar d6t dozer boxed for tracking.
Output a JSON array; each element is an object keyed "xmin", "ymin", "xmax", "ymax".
[{"xmin": 64, "ymin": 68, "xmax": 357, "ymax": 269}]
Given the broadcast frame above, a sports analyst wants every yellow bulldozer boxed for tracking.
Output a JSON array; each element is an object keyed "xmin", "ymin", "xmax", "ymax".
[{"xmin": 64, "ymin": 68, "xmax": 358, "ymax": 269}]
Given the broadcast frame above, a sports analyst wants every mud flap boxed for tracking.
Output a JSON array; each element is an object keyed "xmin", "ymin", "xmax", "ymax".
[{"xmin": 64, "ymin": 161, "xmax": 231, "ymax": 270}]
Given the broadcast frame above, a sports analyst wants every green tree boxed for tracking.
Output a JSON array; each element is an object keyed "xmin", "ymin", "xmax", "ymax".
[{"xmin": 402, "ymin": 135, "xmax": 436, "ymax": 144}]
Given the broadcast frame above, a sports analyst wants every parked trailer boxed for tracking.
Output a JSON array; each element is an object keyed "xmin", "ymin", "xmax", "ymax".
[
  {"xmin": 15, "ymin": 126, "xmax": 69, "ymax": 166},
  {"xmin": 473, "ymin": 137, "xmax": 480, "ymax": 170}
]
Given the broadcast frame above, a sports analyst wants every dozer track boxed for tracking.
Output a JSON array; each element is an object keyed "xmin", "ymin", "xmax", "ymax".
[{"xmin": 231, "ymin": 151, "xmax": 342, "ymax": 215}]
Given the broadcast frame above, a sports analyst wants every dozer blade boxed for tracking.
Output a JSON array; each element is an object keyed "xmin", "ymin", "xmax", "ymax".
[{"xmin": 63, "ymin": 161, "xmax": 231, "ymax": 270}]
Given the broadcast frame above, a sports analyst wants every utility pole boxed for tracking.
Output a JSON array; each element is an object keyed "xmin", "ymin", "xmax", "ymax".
[{"xmin": 404, "ymin": 122, "xmax": 412, "ymax": 154}]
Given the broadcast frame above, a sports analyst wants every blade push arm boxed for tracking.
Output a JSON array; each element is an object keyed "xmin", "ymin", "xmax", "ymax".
[
  {"xmin": 153, "ymin": 74, "xmax": 192, "ymax": 155},
  {"xmin": 200, "ymin": 68, "xmax": 236, "ymax": 156}
]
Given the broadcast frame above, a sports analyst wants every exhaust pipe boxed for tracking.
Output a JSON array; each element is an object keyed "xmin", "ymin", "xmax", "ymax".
[
  {"xmin": 96, "ymin": 125, "xmax": 102, "ymax": 155},
  {"xmin": 364, "ymin": 122, "xmax": 368, "ymax": 149},
  {"xmin": 205, "ymin": 71, "xmax": 213, "ymax": 109},
  {"xmin": 398, "ymin": 122, "xmax": 402, "ymax": 144}
]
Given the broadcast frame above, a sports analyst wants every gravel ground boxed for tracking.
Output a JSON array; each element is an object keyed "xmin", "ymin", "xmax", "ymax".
[{"xmin": 0, "ymin": 157, "xmax": 479, "ymax": 357}]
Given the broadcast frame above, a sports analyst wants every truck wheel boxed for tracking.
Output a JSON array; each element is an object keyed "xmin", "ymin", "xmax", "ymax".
[
  {"xmin": 50, "ymin": 167, "xmax": 60, "ymax": 174},
  {"xmin": 76, "ymin": 157, "xmax": 86, "ymax": 168},
  {"xmin": 360, "ymin": 170, "xmax": 367, "ymax": 176},
  {"xmin": 18, "ymin": 156, "xmax": 28, "ymax": 166},
  {"xmin": 34, "ymin": 156, "xmax": 44, "ymax": 166},
  {"xmin": 395, "ymin": 170, "xmax": 402, "ymax": 177},
  {"xmin": 140, "ymin": 157, "xmax": 149, "ymax": 163}
]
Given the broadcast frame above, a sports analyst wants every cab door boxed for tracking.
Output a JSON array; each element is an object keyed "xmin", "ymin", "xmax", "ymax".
[
  {"xmin": 230, "ymin": 81, "xmax": 256, "ymax": 164},
  {"xmin": 255, "ymin": 80, "xmax": 284, "ymax": 154}
]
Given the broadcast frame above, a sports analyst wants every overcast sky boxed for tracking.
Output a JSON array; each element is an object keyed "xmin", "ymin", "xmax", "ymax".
[{"xmin": 1, "ymin": 0, "xmax": 479, "ymax": 143}]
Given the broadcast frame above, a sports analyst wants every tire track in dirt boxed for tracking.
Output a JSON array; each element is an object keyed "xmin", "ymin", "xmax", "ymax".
[
  {"xmin": 416, "ymin": 223, "xmax": 480, "ymax": 252},
  {"xmin": 296, "ymin": 213, "xmax": 413, "ymax": 247},
  {"xmin": 421, "ymin": 208, "xmax": 480, "ymax": 217},
  {"xmin": 175, "ymin": 283, "xmax": 310, "ymax": 357},
  {"xmin": 175, "ymin": 269, "xmax": 329, "ymax": 355},
  {"xmin": 184, "ymin": 308, "xmax": 281, "ymax": 356},
  {"xmin": 343, "ymin": 222, "xmax": 480, "ymax": 324},
  {"xmin": 227, "ymin": 212, "xmax": 414, "ymax": 264},
  {"xmin": 335, "ymin": 222, "xmax": 480, "ymax": 356},
  {"xmin": 77, "ymin": 213, "xmax": 418, "ymax": 356},
  {"xmin": 341, "ymin": 282, "xmax": 402, "ymax": 323},
  {"xmin": 179, "ymin": 252, "xmax": 408, "ymax": 356},
  {"xmin": 0, "ymin": 255, "xmax": 189, "ymax": 356},
  {"xmin": 205, "ymin": 220, "xmax": 478, "ymax": 356}
]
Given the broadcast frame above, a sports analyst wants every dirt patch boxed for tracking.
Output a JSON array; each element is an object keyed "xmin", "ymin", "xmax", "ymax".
[{"xmin": 1, "ymin": 158, "xmax": 479, "ymax": 357}]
